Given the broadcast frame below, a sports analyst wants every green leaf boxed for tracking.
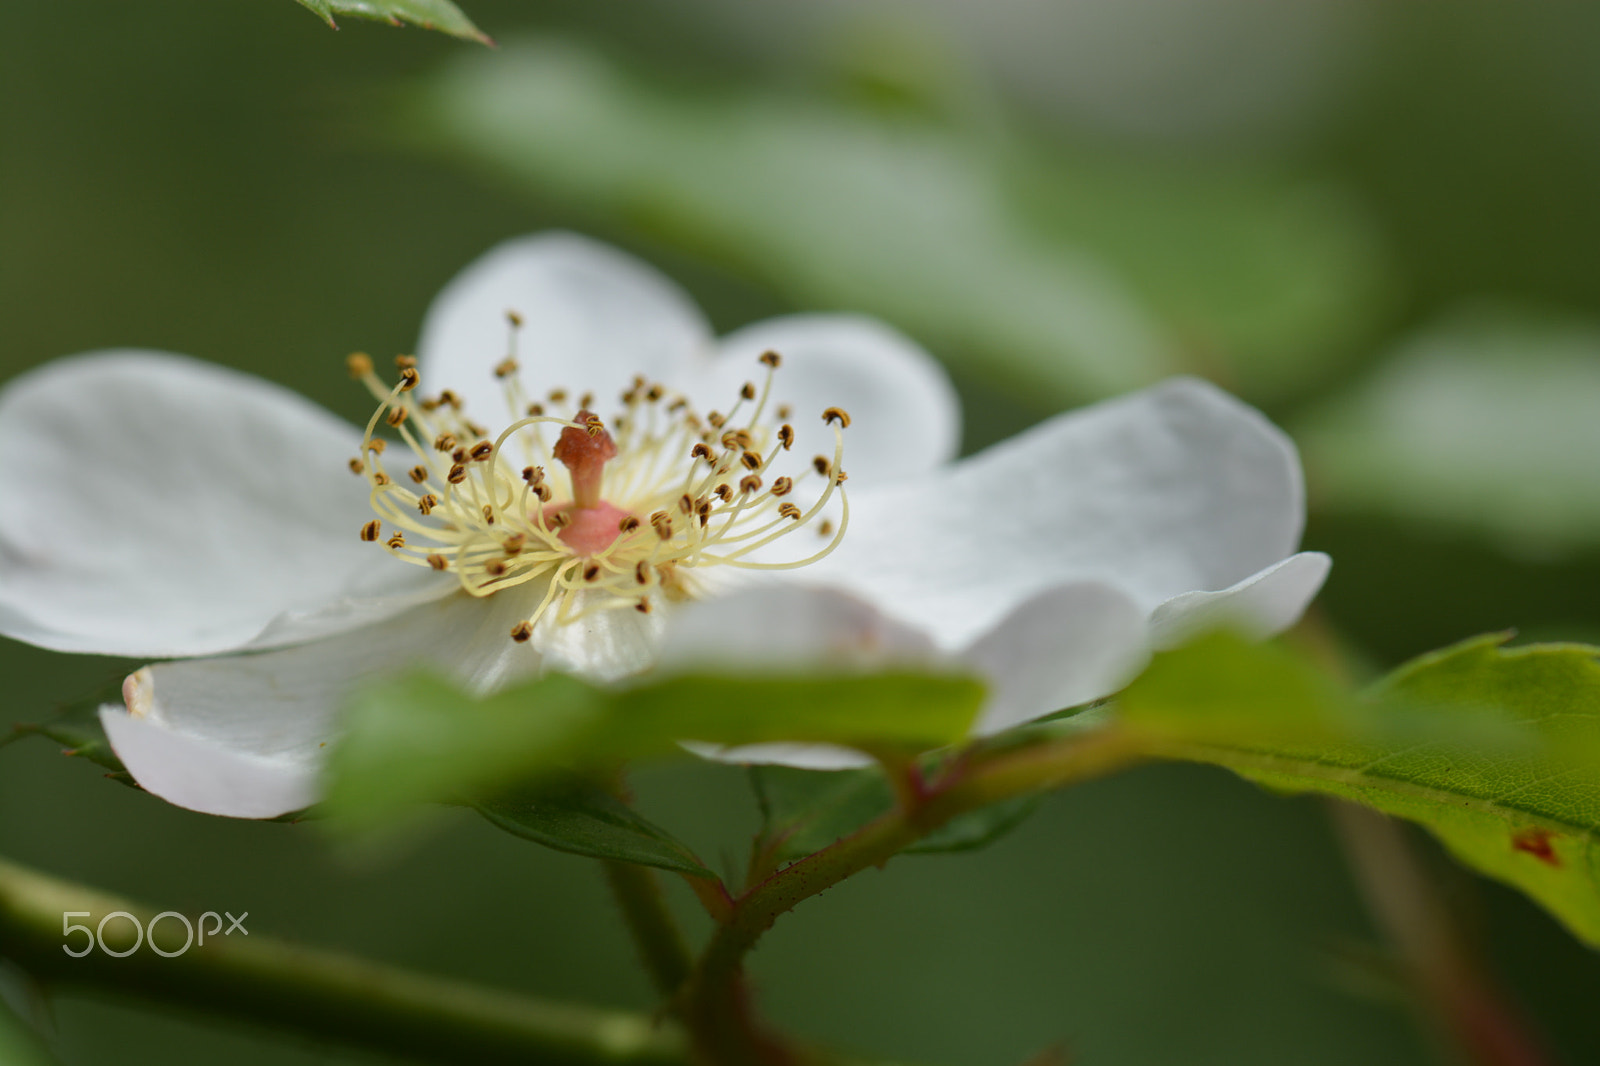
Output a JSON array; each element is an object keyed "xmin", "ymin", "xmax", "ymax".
[
  {"xmin": 1298, "ymin": 309, "xmax": 1600, "ymax": 552},
  {"xmin": 412, "ymin": 36, "xmax": 1388, "ymax": 405},
  {"xmin": 475, "ymin": 777, "xmax": 712, "ymax": 877},
  {"xmin": 326, "ymin": 669, "xmax": 983, "ymax": 833},
  {"xmin": 295, "ymin": 0, "xmax": 489, "ymax": 44},
  {"xmin": 1119, "ymin": 632, "xmax": 1600, "ymax": 947},
  {"xmin": 749, "ymin": 763, "xmax": 1039, "ymax": 863}
]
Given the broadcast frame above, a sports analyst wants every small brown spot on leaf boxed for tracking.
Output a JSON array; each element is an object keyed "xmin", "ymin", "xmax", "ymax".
[{"xmin": 1512, "ymin": 827, "xmax": 1561, "ymax": 866}]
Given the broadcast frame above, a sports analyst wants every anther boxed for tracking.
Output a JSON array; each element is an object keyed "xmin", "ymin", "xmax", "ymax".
[
  {"xmin": 714, "ymin": 483, "xmax": 733, "ymax": 502},
  {"xmin": 367, "ymin": 439, "xmax": 386, "ymax": 454},
  {"xmin": 373, "ymin": 471, "xmax": 392, "ymax": 487},
  {"xmin": 526, "ymin": 402, "xmax": 544, "ymax": 416},
  {"xmin": 583, "ymin": 563, "xmax": 601, "ymax": 582},
  {"xmin": 690, "ymin": 442, "xmax": 714, "ymax": 462},
  {"xmin": 420, "ymin": 397, "xmax": 441, "ymax": 412},
  {"xmin": 549, "ymin": 511, "xmax": 571, "ymax": 529},
  {"xmin": 535, "ymin": 485, "xmax": 552, "ymax": 502},
  {"xmin": 485, "ymin": 559, "xmax": 507, "ymax": 577},
  {"xmin": 580, "ymin": 391, "xmax": 595, "ymax": 410},
  {"xmin": 447, "ymin": 464, "xmax": 467, "ymax": 484},
  {"xmin": 740, "ymin": 474, "xmax": 763, "ymax": 494},
  {"xmin": 386, "ymin": 532, "xmax": 405, "ymax": 549},
  {"xmin": 771, "ymin": 477, "xmax": 793, "ymax": 496},
  {"xmin": 434, "ymin": 433, "xmax": 457, "ymax": 453},
  {"xmin": 778, "ymin": 503, "xmax": 802, "ymax": 520},
  {"xmin": 427, "ymin": 553, "xmax": 449, "ymax": 570},
  {"xmin": 818, "ymin": 518, "xmax": 834, "ymax": 536},
  {"xmin": 696, "ymin": 499, "xmax": 712, "ymax": 527},
  {"xmin": 678, "ymin": 493, "xmax": 694, "ymax": 515},
  {"xmin": 635, "ymin": 561, "xmax": 649, "ymax": 584},
  {"xmin": 470, "ymin": 441, "xmax": 494, "ymax": 462},
  {"xmin": 503, "ymin": 533, "xmax": 526, "ymax": 555},
  {"xmin": 385, "ymin": 406, "xmax": 408, "ymax": 427},
  {"xmin": 348, "ymin": 457, "xmax": 365, "ymax": 475},
  {"xmin": 510, "ymin": 620, "xmax": 533, "ymax": 642},
  {"xmin": 408, "ymin": 465, "xmax": 428, "ymax": 484},
  {"xmin": 740, "ymin": 382, "xmax": 757, "ymax": 401},
  {"xmin": 522, "ymin": 465, "xmax": 544, "ymax": 484},
  {"xmin": 494, "ymin": 358, "xmax": 519, "ymax": 379},
  {"xmin": 823, "ymin": 407, "xmax": 851, "ymax": 427},
  {"xmin": 707, "ymin": 411, "xmax": 726, "ymax": 429},
  {"xmin": 398, "ymin": 367, "xmax": 420, "ymax": 391},
  {"xmin": 759, "ymin": 350, "xmax": 781, "ymax": 368},
  {"xmin": 776, "ymin": 404, "xmax": 792, "ymax": 420},
  {"xmin": 646, "ymin": 384, "xmax": 664, "ymax": 402},
  {"xmin": 418, "ymin": 494, "xmax": 438, "ymax": 515},
  {"xmin": 438, "ymin": 389, "xmax": 460, "ymax": 408},
  {"xmin": 465, "ymin": 420, "xmax": 489, "ymax": 439},
  {"xmin": 778, "ymin": 425, "xmax": 794, "ymax": 450},
  {"xmin": 635, "ymin": 598, "xmax": 651, "ymax": 614},
  {"xmin": 346, "ymin": 352, "xmax": 374, "ymax": 378},
  {"xmin": 619, "ymin": 515, "xmax": 641, "ymax": 533},
  {"xmin": 740, "ymin": 451, "xmax": 762, "ymax": 470},
  {"xmin": 507, "ymin": 310, "xmax": 524, "ymax": 328},
  {"xmin": 395, "ymin": 355, "xmax": 417, "ymax": 370},
  {"xmin": 813, "ymin": 455, "xmax": 831, "ymax": 476},
  {"xmin": 482, "ymin": 505, "xmax": 496, "ymax": 524},
  {"xmin": 360, "ymin": 520, "xmax": 381, "ymax": 542},
  {"xmin": 548, "ymin": 389, "xmax": 568, "ymax": 404},
  {"xmin": 452, "ymin": 447, "xmax": 468, "ymax": 464},
  {"xmin": 667, "ymin": 398, "xmax": 687, "ymax": 413},
  {"xmin": 651, "ymin": 512, "xmax": 673, "ymax": 539}
]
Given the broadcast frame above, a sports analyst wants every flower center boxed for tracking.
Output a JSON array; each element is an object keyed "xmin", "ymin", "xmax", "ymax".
[{"xmin": 344, "ymin": 317, "xmax": 850, "ymax": 643}]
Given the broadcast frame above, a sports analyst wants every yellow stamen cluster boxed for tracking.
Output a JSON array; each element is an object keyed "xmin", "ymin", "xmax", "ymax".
[{"xmin": 347, "ymin": 329, "xmax": 849, "ymax": 642}]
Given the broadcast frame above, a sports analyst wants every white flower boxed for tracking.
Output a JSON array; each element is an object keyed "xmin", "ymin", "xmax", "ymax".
[{"xmin": 0, "ymin": 233, "xmax": 1328, "ymax": 818}]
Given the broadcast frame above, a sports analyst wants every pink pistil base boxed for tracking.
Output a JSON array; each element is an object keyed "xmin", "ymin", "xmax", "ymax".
[{"xmin": 546, "ymin": 501, "xmax": 633, "ymax": 556}]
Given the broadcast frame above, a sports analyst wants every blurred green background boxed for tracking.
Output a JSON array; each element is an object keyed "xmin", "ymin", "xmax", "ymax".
[{"xmin": 5, "ymin": 1, "xmax": 1600, "ymax": 1062}]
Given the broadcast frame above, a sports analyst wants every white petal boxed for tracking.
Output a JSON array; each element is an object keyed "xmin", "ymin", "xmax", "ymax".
[
  {"xmin": 681, "ymin": 739, "xmax": 874, "ymax": 771},
  {"xmin": 692, "ymin": 315, "xmax": 961, "ymax": 486},
  {"xmin": 963, "ymin": 583, "xmax": 1150, "ymax": 736},
  {"xmin": 656, "ymin": 583, "xmax": 941, "ymax": 672},
  {"xmin": 0, "ymin": 352, "xmax": 444, "ymax": 658},
  {"xmin": 100, "ymin": 587, "xmax": 545, "ymax": 819},
  {"xmin": 531, "ymin": 588, "xmax": 668, "ymax": 683},
  {"xmin": 804, "ymin": 377, "xmax": 1308, "ymax": 650},
  {"xmin": 1148, "ymin": 551, "xmax": 1331, "ymax": 651},
  {"xmin": 101, "ymin": 710, "xmax": 322, "ymax": 820},
  {"xmin": 416, "ymin": 233, "xmax": 714, "ymax": 421}
]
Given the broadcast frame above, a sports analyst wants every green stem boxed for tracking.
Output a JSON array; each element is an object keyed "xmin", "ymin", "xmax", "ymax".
[
  {"xmin": 1329, "ymin": 804, "xmax": 1559, "ymax": 1066},
  {"xmin": 602, "ymin": 861, "xmax": 694, "ymax": 1001},
  {"xmin": 0, "ymin": 857, "xmax": 687, "ymax": 1065},
  {"xmin": 683, "ymin": 726, "xmax": 1145, "ymax": 1053}
]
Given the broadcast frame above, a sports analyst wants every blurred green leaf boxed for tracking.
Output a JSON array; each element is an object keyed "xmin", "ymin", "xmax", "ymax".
[
  {"xmin": 295, "ymin": 0, "xmax": 488, "ymax": 43},
  {"xmin": 476, "ymin": 777, "xmax": 712, "ymax": 876},
  {"xmin": 1120, "ymin": 632, "xmax": 1600, "ymax": 946},
  {"xmin": 327, "ymin": 669, "xmax": 982, "ymax": 832},
  {"xmin": 413, "ymin": 36, "xmax": 1388, "ymax": 405},
  {"xmin": 1298, "ymin": 310, "xmax": 1600, "ymax": 554},
  {"xmin": 0, "ymin": 999, "xmax": 54, "ymax": 1066},
  {"xmin": 751, "ymin": 766, "xmax": 897, "ymax": 864},
  {"xmin": 909, "ymin": 794, "xmax": 1042, "ymax": 854},
  {"xmin": 750, "ymin": 763, "xmax": 1039, "ymax": 863},
  {"xmin": 5, "ymin": 679, "xmax": 127, "ymax": 774}
]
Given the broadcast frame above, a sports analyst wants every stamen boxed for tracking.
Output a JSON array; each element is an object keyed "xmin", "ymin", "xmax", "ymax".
[{"xmin": 348, "ymin": 341, "xmax": 851, "ymax": 637}]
